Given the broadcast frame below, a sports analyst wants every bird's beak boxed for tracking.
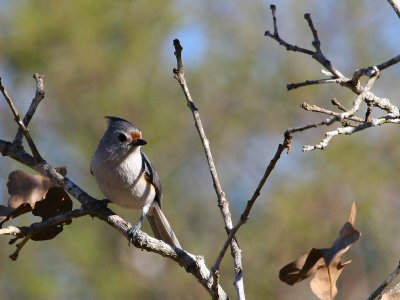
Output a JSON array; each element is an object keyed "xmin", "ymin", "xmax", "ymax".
[
  {"xmin": 131, "ymin": 139, "xmax": 147, "ymax": 146},
  {"xmin": 130, "ymin": 131, "xmax": 146, "ymax": 146}
]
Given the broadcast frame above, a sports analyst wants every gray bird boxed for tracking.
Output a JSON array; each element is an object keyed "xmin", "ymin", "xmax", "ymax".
[{"xmin": 90, "ymin": 116, "xmax": 181, "ymax": 248}]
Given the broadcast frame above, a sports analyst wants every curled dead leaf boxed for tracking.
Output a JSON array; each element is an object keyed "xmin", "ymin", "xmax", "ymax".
[
  {"xmin": 279, "ymin": 202, "xmax": 360, "ymax": 300},
  {"xmin": 0, "ymin": 168, "xmax": 72, "ymax": 241},
  {"xmin": 7, "ymin": 170, "xmax": 54, "ymax": 208},
  {"xmin": 310, "ymin": 255, "xmax": 347, "ymax": 300},
  {"xmin": 31, "ymin": 186, "xmax": 72, "ymax": 241},
  {"xmin": 279, "ymin": 248, "xmax": 325, "ymax": 285}
]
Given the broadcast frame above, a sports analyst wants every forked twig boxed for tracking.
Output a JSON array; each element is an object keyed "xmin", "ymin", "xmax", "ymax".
[
  {"xmin": 9, "ymin": 236, "xmax": 30, "ymax": 261},
  {"xmin": 13, "ymin": 73, "xmax": 45, "ymax": 147},
  {"xmin": 173, "ymin": 39, "xmax": 242, "ymax": 299},
  {"xmin": 212, "ymin": 134, "xmax": 291, "ymax": 272},
  {"xmin": 0, "ymin": 78, "xmax": 44, "ymax": 162},
  {"xmin": 265, "ymin": 4, "xmax": 400, "ymax": 151}
]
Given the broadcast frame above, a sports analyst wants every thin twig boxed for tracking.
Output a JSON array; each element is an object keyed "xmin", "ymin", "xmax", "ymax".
[
  {"xmin": 303, "ymin": 13, "xmax": 321, "ymax": 52},
  {"xmin": 0, "ymin": 78, "xmax": 44, "ymax": 162},
  {"xmin": 172, "ymin": 39, "xmax": 242, "ymax": 299},
  {"xmin": 365, "ymin": 104, "xmax": 373, "ymax": 122},
  {"xmin": 264, "ymin": 6, "xmax": 314, "ymax": 56},
  {"xmin": 13, "ymin": 73, "xmax": 45, "ymax": 147},
  {"xmin": 377, "ymin": 54, "xmax": 400, "ymax": 71},
  {"xmin": 285, "ymin": 117, "xmax": 337, "ymax": 135},
  {"xmin": 301, "ymin": 102, "xmax": 365, "ymax": 123},
  {"xmin": 212, "ymin": 135, "xmax": 291, "ymax": 271},
  {"xmin": 287, "ymin": 78, "xmax": 341, "ymax": 90},
  {"xmin": 265, "ymin": 6, "xmax": 346, "ymax": 85},
  {"xmin": 9, "ymin": 236, "xmax": 30, "ymax": 261},
  {"xmin": 386, "ymin": 0, "xmax": 400, "ymax": 18},
  {"xmin": 367, "ymin": 262, "xmax": 400, "ymax": 300},
  {"xmin": 265, "ymin": 5, "xmax": 400, "ymax": 120},
  {"xmin": 302, "ymin": 119, "xmax": 381, "ymax": 152},
  {"xmin": 211, "ymin": 270, "xmax": 220, "ymax": 300},
  {"xmin": 351, "ymin": 66, "xmax": 379, "ymax": 85},
  {"xmin": 341, "ymin": 67, "xmax": 379, "ymax": 120},
  {"xmin": 302, "ymin": 13, "xmax": 345, "ymax": 78},
  {"xmin": 331, "ymin": 98, "xmax": 347, "ymax": 112},
  {"xmin": 364, "ymin": 92, "xmax": 400, "ymax": 118},
  {"xmin": 286, "ymin": 123, "xmax": 319, "ymax": 134}
]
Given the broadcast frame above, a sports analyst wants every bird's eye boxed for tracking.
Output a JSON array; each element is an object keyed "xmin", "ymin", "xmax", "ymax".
[{"xmin": 118, "ymin": 133, "xmax": 127, "ymax": 142}]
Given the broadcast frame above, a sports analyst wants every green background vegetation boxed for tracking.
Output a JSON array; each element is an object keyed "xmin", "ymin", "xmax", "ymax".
[{"xmin": 1, "ymin": 1, "xmax": 400, "ymax": 299}]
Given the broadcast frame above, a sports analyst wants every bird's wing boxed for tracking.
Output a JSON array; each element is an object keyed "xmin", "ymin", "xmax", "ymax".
[{"xmin": 141, "ymin": 151, "xmax": 163, "ymax": 208}]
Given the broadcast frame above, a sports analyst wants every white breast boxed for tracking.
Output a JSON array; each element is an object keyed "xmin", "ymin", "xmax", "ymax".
[{"xmin": 91, "ymin": 148, "xmax": 156, "ymax": 210}]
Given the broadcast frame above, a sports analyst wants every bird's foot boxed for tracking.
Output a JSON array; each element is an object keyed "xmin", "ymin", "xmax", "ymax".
[{"xmin": 127, "ymin": 222, "xmax": 141, "ymax": 246}]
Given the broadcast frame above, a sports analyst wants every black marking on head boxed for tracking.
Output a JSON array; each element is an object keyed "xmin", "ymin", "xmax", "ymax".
[
  {"xmin": 105, "ymin": 116, "xmax": 133, "ymax": 125},
  {"xmin": 104, "ymin": 116, "xmax": 140, "ymax": 133}
]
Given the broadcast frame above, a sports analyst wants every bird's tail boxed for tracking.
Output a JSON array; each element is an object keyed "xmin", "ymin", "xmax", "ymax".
[{"xmin": 146, "ymin": 202, "xmax": 181, "ymax": 248}]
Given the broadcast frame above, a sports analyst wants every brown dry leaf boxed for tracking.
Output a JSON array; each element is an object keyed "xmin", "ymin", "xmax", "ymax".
[
  {"xmin": 0, "ymin": 168, "xmax": 70, "ymax": 232},
  {"xmin": 310, "ymin": 255, "xmax": 349, "ymax": 300},
  {"xmin": 279, "ymin": 202, "xmax": 360, "ymax": 300},
  {"xmin": 348, "ymin": 201, "xmax": 356, "ymax": 225},
  {"xmin": 323, "ymin": 222, "xmax": 360, "ymax": 266},
  {"xmin": 279, "ymin": 248, "xmax": 326, "ymax": 285},
  {"xmin": 31, "ymin": 186, "xmax": 72, "ymax": 241},
  {"xmin": 7, "ymin": 170, "xmax": 54, "ymax": 208}
]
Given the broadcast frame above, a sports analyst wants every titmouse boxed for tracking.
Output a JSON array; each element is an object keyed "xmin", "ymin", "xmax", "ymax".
[{"xmin": 90, "ymin": 116, "xmax": 181, "ymax": 248}]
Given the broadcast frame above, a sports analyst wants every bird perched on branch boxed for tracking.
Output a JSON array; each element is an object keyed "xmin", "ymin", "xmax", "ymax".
[{"xmin": 90, "ymin": 116, "xmax": 181, "ymax": 248}]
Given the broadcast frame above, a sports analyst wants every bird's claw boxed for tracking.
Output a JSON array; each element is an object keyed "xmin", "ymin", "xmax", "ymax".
[
  {"xmin": 128, "ymin": 224, "xmax": 140, "ymax": 246},
  {"xmin": 127, "ymin": 223, "xmax": 141, "ymax": 246}
]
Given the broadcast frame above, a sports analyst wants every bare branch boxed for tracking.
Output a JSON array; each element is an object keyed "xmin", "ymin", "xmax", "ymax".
[
  {"xmin": 212, "ymin": 135, "xmax": 291, "ymax": 272},
  {"xmin": 265, "ymin": 6, "xmax": 346, "ymax": 79},
  {"xmin": 340, "ymin": 67, "xmax": 379, "ymax": 119},
  {"xmin": 287, "ymin": 78, "xmax": 341, "ymax": 91},
  {"xmin": 331, "ymin": 98, "xmax": 347, "ymax": 112},
  {"xmin": 211, "ymin": 270, "xmax": 220, "ymax": 300},
  {"xmin": 377, "ymin": 54, "xmax": 400, "ymax": 71},
  {"xmin": 302, "ymin": 119, "xmax": 382, "ymax": 152},
  {"xmin": 367, "ymin": 262, "xmax": 400, "ymax": 300},
  {"xmin": 265, "ymin": 4, "xmax": 400, "ymax": 152},
  {"xmin": 172, "ymin": 39, "xmax": 242, "ymax": 299},
  {"xmin": 364, "ymin": 92, "xmax": 400, "ymax": 118},
  {"xmin": 301, "ymin": 102, "xmax": 364, "ymax": 123},
  {"xmin": 0, "ymin": 78, "xmax": 44, "ymax": 162},
  {"xmin": 9, "ymin": 236, "xmax": 30, "ymax": 261},
  {"xmin": 365, "ymin": 104, "xmax": 373, "ymax": 123},
  {"xmin": 13, "ymin": 73, "xmax": 45, "ymax": 147},
  {"xmin": 286, "ymin": 123, "xmax": 320, "ymax": 134},
  {"xmin": 303, "ymin": 13, "xmax": 321, "ymax": 52},
  {"xmin": 264, "ymin": 6, "xmax": 314, "ymax": 56},
  {"xmin": 386, "ymin": 0, "xmax": 400, "ymax": 18},
  {"xmin": 265, "ymin": 5, "xmax": 400, "ymax": 120}
]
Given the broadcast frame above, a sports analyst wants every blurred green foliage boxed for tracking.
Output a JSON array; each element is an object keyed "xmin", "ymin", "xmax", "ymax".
[{"xmin": 1, "ymin": 0, "xmax": 400, "ymax": 299}]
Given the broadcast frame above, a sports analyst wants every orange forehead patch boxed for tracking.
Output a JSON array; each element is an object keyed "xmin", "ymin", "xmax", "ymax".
[{"xmin": 130, "ymin": 131, "xmax": 142, "ymax": 140}]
